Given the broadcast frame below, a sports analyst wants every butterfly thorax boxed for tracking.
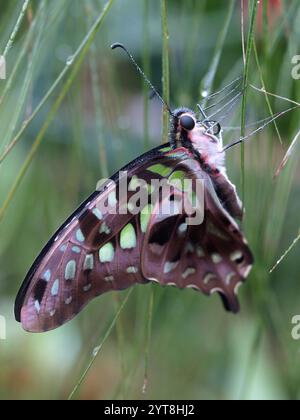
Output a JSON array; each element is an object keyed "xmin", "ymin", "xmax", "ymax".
[{"xmin": 170, "ymin": 108, "xmax": 226, "ymax": 175}]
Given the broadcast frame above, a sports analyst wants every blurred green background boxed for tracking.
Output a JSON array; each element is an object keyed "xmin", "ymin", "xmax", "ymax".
[{"xmin": 1, "ymin": 0, "xmax": 300, "ymax": 400}]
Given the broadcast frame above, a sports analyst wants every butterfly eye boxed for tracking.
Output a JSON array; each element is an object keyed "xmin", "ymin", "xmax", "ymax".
[
  {"xmin": 206, "ymin": 121, "xmax": 221, "ymax": 136},
  {"xmin": 180, "ymin": 115, "xmax": 196, "ymax": 131}
]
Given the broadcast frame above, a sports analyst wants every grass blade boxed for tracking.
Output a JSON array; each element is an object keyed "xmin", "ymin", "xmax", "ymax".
[
  {"xmin": 161, "ymin": 0, "xmax": 170, "ymax": 143},
  {"xmin": 274, "ymin": 128, "xmax": 300, "ymax": 177},
  {"xmin": 68, "ymin": 289, "xmax": 133, "ymax": 400},
  {"xmin": 240, "ymin": 0, "xmax": 258, "ymax": 204},
  {"xmin": 270, "ymin": 230, "xmax": 300, "ymax": 273},
  {"xmin": 2, "ymin": 0, "xmax": 31, "ymax": 57},
  {"xmin": 142, "ymin": 285, "xmax": 154, "ymax": 394},
  {"xmin": 201, "ymin": 0, "xmax": 235, "ymax": 107},
  {"xmin": 143, "ymin": 0, "xmax": 150, "ymax": 150},
  {"xmin": 253, "ymin": 40, "xmax": 283, "ymax": 145}
]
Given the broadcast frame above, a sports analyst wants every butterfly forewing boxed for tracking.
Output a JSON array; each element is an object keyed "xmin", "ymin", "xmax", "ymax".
[{"xmin": 15, "ymin": 146, "xmax": 182, "ymax": 332}]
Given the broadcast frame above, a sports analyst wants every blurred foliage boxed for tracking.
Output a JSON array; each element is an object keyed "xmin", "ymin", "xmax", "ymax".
[{"xmin": 0, "ymin": 0, "xmax": 300, "ymax": 400}]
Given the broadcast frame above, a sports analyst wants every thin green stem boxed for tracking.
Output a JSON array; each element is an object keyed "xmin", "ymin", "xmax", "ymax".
[
  {"xmin": 0, "ymin": 1, "xmax": 43, "ymax": 108},
  {"xmin": 113, "ymin": 294, "xmax": 126, "ymax": 399},
  {"xmin": 240, "ymin": 0, "xmax": 246, "ymax": 64},
  {"xmin": 270, "ymin": 229, "xmax": 300, "ymax": 273},
  {"xmin": 68, "ymin": 289, "xmax": 133, "ymax": 400},
  {"xmin": 201, "ymin": 0, "xmax": 235, "ymax": 108},
  {"xmin": 87, "ymin": 0, "xmax": 108, "ymax": 178},
  {"xmin": 240, "ymin": 0, "xmax": 258, "ymax": 205},
  {"xmin": 161, "ymin": 0, "xmax": 170, "ymax": 143},
  {"xmin": 143, "ymin": 0, "xmax": 150, "ymax": 150},
  {"xmin": 239, "ymin": 323, "xmax": 263, "ymax": 399},
  {"xmin": 253, "ymin": 41, "xmax": 282, "ymax": 145},
  {"xmin": 2, "ymin": 0, "xmax": 31, "ymax": 57},
  {"xmin": 262, "ymin": 0, "xmax": 269, "ymax": 58},
  {"xmin": 142, "ymin": 286, "xmax": 154, "ymax": 394},
  {"xmin": 2, "ymin": 0, "xmax": 46, "ymax": 149}
]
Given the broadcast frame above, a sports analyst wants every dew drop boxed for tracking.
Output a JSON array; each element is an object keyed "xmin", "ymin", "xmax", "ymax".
[
  {"xmin": 93, "ymin": 346, "xmax": 100, "ymax": 357},
  {"xmin": 66, "ymin": 55, "xmax": 74, "ymax": 66}
]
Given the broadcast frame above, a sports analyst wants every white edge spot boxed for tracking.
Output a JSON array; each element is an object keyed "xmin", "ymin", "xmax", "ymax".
[
  {"xmin": 210, "ymin": 287, "xmax": 224, "ymax": 295},
  {"xmin": 166, "ymin": 282, "xmax": 177, "ymax": 287},
  {"xmin": 230, "ymin": 250, "xmax": 243, "ymax": 262},
  {"xmin": 182, "ymin": 267, "xmax": 196, "ymax": 279},
  {"xmin": 186, "ymin": 284, "xmax": 200, "ymax": 290},
  {"xmin": 225, "ymin": 272, "xmax": 236, "ymax": 286},
  {"xmin": 234, "ymin": 282, "xmax": 243, "ymax": 295},
  {"xmin": 244, "ymin": 265, "xmax": 253, "ymax": 278},
  {"xmin": 203, "ymin": 273, "xmax": 217, "ymax": 285},
  {"xmin": 149, "ymin": 277, "xmax": 159, "ymax": 283}
]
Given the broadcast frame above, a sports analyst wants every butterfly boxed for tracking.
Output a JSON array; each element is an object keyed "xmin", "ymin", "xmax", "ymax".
[{"xmin": 15, "ymin": 45, "xmax": 253, "ymax": 333}]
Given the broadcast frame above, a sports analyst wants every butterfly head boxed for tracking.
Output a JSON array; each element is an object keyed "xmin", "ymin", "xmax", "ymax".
[
  {"xmin": 173, "ymin": 108, "xmax": 221, "ymax": 139},
  {"xmin": 171, "ymin": 107, "xmax": 224, "ymax": 171}
]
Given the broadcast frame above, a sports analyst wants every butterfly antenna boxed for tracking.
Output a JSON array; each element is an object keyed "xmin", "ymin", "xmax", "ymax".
[
  {"xmin": 111, "ymin": 42, "xmax": 173, "ymax": 116},
  {"xmin": 197, "ymin": 103, "xmax": 208, "ymax": 120},
  {"xmin": 202, "ymin": 76, "xmax": 243, "ymax": 101},
  {"xmin": 222, "ymin": 104, "xmax": 300, "ymax": 152}
]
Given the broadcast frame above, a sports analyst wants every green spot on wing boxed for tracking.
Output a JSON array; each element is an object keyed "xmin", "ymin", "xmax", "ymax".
[
  {"xmin": 99, "ymin": 243, "xmax": 114, "ymax": 263},
  {"xmin": 168, "ymin": 170, "xmax": 188, "ymax": 191},
  {"xmin": 76, "ymin": 229, "xmax": 85, "ymax": 242},
  {"xmin": 43, "ymin": 269, "xmax": 51, "ymax": 282},
  {"xmin": 160, "ymin": 146, "xmax": 172, "ymax": 153},
  {"xmin": 65, "ymin": 260, "xmax": 76, "ymax": 280},
  {"xmin": 92, "ymin": 208, "xmax": 103, "ymax": 220},
  {"xmin": 120, "ymin": 223, "xmax": 136, "ymax": 249},
  {"xmin": 147, "ymin": 163, "xmax": 172, "ymax": 177},
  {"xmin": 72, "ymin": 246, "xmax": 81, "ymax": 254},
  {"xmin": 140, "ymin": 204, "xmax": 154, "ymax": 233},
  {"xmin": 84, "ymin": 254, "xmax": 94, "ymax": 270},
  {"xmin": 51, "ymin": 279, "xmax": 59, "ymax": 296}
]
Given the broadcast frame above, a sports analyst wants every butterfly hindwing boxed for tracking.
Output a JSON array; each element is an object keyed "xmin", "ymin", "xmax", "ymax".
[{"xmin": 141, "ymin": 157, "xmax": 253, "ymax": 312}]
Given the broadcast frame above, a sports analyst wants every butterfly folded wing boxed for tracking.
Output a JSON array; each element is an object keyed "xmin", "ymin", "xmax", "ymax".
[
  {"xmin": 15, "ymin": 144, "xmax": 253, "ymax": 332},
  {"xmin": 141, "ymin": 166, "xmax": 253, "ymax": 312}
]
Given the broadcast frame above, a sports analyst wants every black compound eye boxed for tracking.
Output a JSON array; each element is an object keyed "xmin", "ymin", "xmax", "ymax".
[
  {"xmin": 180, "ymin": 115, "xmax": 195, "ymax": 131},
  {"xmin": 207, "ymin": 121, "xmax": 221, "ymax": 136}
]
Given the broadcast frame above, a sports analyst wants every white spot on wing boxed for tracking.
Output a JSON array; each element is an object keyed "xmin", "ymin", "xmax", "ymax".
[
  {"xmin": 163, "ymin": 261, "xmax": 179, "ymax": 274},
  {"xmin": 182, "ymin": 267, "xmax": 196, "ymax": 279},
  {"xmin": 203, "ymin": 273, "xmax": 217, "ymax": 285},
  {"xmin": 211, "ymin": 253, "xmax": 222, "ymax": 264},
  {"xmin": 234, "ymin": 282, "xmax": 243, "ymax": 295},
  {"xmin": 65, "ymin": 297, "xmax": 72, "ymax": 305}
]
